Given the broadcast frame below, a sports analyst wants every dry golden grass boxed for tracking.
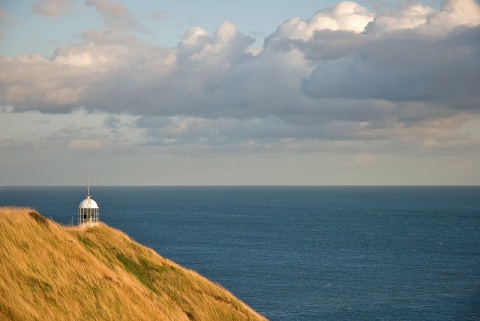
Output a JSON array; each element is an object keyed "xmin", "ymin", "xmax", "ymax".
[{"xmin": 0, "ymin": 207, "xmax": 268, "ymax": 321}]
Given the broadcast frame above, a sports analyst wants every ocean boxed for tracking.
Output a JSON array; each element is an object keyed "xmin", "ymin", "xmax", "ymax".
[{"xmin": 1, "ymin": 186, "xmax": 479, "ymax": 320}]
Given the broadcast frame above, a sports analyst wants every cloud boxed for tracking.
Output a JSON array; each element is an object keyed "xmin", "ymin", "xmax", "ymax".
[
  {"xmin": 86, "ymin": 0, "xmax": 137, "ymax": 27},
  {"xmin": 67, "ymin": 138, "xmax": 102, "ymax": 151},
  {"xmin": 0, "ymin": 50, "xmax": 100, "ymax": 111},
  {"xmin": 1, "ymin": 0, "xmax": 480, "ymax": 155},
  {"xmin": 365, "ymin": 0, "xmax": 480, "ymax": 33},
  {"xmin": 53, "ymin": 42, "xmax": 127, "ymax": 68},
  {"xmin": 150, "ymin": 10, "xmax": 168, "ymax": 21},
  {"xmin": 300, "ymin": 27, "xmax": 480, "ymax": 103},
  {"xmin": 265, "ymin": 1, "xmax": 374, "ymax": 47},
  {"xmin": 82, "ymin": 0, "xmax": 148, "ymax": 46},
  {"xmin": 0, "ymin": 9, "xmax": 5, "ymax": 41},
  {"xmin": 428, "ymin": 0, "xmax": 480, "ymax": 28},
  {"xmin": 32, "ymin": 0, "xmax": 74, "ymax": 17},
  {"xmin": 177, "ymin": 21, "xmax": 254, "ymax": 65},
  {"xmin": 364, "ymin": 3, "xmax": 434, "ymax": 33}
]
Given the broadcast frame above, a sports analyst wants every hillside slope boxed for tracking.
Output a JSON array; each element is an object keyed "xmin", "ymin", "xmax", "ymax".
[{"xmin": 0, "ymin": 207, "xmax": 268, "ymax": 321}]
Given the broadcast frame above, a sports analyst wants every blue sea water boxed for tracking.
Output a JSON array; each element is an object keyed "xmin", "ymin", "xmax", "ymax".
[{"xmin": 1, "ymin": 186, "xmax": 479, "ymax": 321}]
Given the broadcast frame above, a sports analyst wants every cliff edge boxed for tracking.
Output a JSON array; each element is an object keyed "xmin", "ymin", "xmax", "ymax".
[{"xmin": 0, "ymin": 207, "xmax": 268, "ymax": 321}]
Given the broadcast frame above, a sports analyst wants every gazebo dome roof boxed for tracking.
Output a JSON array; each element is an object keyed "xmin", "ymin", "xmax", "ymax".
[{"xmin": 79, "ymin": 197, "xmax": 99, "ymax": 209}]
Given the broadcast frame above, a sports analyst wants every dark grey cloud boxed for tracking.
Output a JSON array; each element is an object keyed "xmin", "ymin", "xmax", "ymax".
[{"xmin": 300, "ymin": 26, "xmax": 480, "ymax": 105}]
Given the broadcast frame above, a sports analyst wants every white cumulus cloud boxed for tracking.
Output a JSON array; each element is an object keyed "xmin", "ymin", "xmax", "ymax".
[{"xmin": 265, "ymin": 1, "xmax": 374, "ymax": 47}]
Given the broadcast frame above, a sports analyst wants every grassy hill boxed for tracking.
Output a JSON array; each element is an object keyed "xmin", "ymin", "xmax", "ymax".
[{"xmin": 0, "ymin": 207, "xmax": 268, "ymax": 321}]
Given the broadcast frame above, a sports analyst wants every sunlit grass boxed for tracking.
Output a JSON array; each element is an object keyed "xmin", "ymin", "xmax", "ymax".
[{"xmin": 0, "ymin": 207, "xmax": 268, "ymax": 321}]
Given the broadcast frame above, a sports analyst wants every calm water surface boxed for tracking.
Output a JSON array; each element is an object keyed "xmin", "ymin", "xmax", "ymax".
[{"xmin": 1, "ymin": 186, "xmax": 479, "ymax": 320}]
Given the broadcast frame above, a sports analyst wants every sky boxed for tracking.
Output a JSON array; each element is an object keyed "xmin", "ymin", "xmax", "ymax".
[{"xmin": 0, "ymin": 0, "xmax": 479, "ymax": 186}]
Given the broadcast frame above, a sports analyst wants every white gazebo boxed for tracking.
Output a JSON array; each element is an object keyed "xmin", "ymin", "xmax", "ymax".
[{"xmin": 78, "ymin": 185, "xmax": 99, "ymax": 225}]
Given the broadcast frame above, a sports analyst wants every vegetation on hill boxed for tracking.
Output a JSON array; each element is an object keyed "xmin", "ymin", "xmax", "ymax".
[{"xmin": 0, "ymin": 207, "xmax": 268, "ymax": 321}]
